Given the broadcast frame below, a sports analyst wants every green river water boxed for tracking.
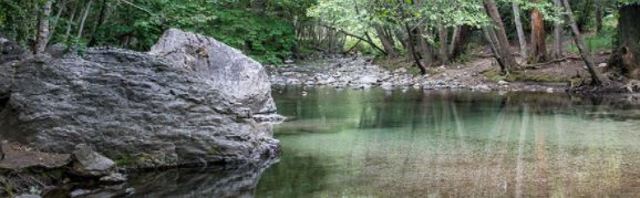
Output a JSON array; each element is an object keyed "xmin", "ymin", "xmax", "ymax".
[{"xmin": 131, "ymin": 87, "xmax": 640, "ymax": 197}]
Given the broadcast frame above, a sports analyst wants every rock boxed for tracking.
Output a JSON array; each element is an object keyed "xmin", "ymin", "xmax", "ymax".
[
  {"xmin": 472, "ymin": 84, "xmax": 491, "ymax": 92},
  {"xmin": 0, "ymin": 34, "xmax": 279, "ymax": 168},
  {"xmin": 598, "ymin": 63, "xmax": 608, "ymax": 68},
  {"xmin": 71, "ymin": 144, "xmax": 115, "ymax": 177},
  {"xmin": 498, "ymin": 80, "xmax": 509, "ymax": 85},
  {"xmin": 354, "ymin": 75, "xmax": 378, "ymax": 85},
  {"xmin": 100, "ymin": 173, "xmax": 127, "ymax": 183},
  {"xmin": 0, "ymin": 34, "xmax": 29, "ymax": 65},
  {"xmin": 1, "ymin": 35, "xmax": 28, "ymax": 97},
  {"xmin": 252, "ymin": 114, "xmax": 286, "ymax": 123},
  {"xmin": 14, "ymin": 194, "xmax": 41, "ymax": 198},
  {"xmin": 394, "ymin": 68, "xmax": 407, "ymax": 73},
  {"xmin": 149, "ymin": 28, "xmax": 276, "ymax": 114},
  {"xmin": 45, "ymin": 43, "xmax": 67, "ymax": 58}
]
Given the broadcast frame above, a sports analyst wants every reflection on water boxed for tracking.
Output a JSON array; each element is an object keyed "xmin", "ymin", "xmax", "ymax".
[
  {"xmin": 256, "ymin": 87, "xmax": 640, "ymax": 197},
  {"xmin": 128, "ymin": 87, "xmax": 640, "ymax": 197},
  {"xmin": 128, "ymin": 159, "xmax": 276, "ymax": 197}
]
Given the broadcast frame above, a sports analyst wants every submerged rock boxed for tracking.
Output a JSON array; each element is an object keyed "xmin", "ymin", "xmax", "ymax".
[{"xmin": 0, "ymin": 30, "xmax": 279, "ymax": 168}]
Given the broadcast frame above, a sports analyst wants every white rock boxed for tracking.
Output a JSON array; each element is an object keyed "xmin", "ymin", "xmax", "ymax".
[{"xmin": 598, "ymin": 63, "xmax": 608, "ymax": 68}]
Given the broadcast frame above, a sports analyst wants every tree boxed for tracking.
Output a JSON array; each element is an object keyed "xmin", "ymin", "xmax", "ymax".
[
  {"xmin": 484, "ymin": 0, "xmax": 519, "ymax": 74},
  {"xmin": 34, "ymin": 0, "xmax": 54, "ymax": 54},
  {"xmin": 561, "ymin": 0, "xmax": 603, "ymax": 85},
  {"xmin": 529, "ymin": 0, "xmax": 547, "ymax": 63},
  {"xmin": 551, "ymin": 0, "xmax": 564, "ymax": 59},
  {"xmin": 608, "ymin": 3, "xmax": 640, "ymax": 79},
  {"xmin": 512, "ymin": 1, "xmax": 528, "ymax": 59}
]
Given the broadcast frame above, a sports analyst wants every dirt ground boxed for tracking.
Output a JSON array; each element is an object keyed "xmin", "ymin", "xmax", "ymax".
[{"xmin": 376, "ymin": 49, "xmax": 613, "ymax": 92}]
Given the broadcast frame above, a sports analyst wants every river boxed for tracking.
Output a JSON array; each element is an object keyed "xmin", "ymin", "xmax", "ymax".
[{"xmin": 130, "ymin": 87, "xmax": 640, "ymax": 197}]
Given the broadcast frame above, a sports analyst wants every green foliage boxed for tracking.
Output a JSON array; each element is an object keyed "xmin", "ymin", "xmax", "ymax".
[
  {"xmin": 0, "ymin": 0, "xmax": 313, "ymax": 64},
  {"xmin": 567, "ymin": 13, "xmax": 617, "ymax": 53}
]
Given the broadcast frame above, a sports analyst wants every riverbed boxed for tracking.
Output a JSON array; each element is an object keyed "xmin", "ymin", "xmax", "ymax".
[{"xmin": 129, "ymin": 87, "xmax": 640, "ymax": 197}]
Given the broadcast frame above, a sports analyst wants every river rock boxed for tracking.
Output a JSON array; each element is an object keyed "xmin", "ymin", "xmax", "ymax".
[
  {"xmin": 0, "ymin": 31, "xmax": 279, "ymax": 168},
  {"xmin": 71, "ymin": 144, "xmax": 116, "ymax": 177},
  {"xmin": 149, "ymin": 28, "xmax": 276, "ymax": 114}
]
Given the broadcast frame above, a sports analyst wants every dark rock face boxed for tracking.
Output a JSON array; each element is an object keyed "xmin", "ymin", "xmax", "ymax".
[
  {"xmin": 0, "ymin": 35, "xmax": 29, "ymax": 65},
  {"xmin": 0, "ymin": 34, "xmax": 279, "ymax": 168},
  {"xmin": 150, "ymin": 28, "xmax": 276, "ymax": 114},
  {"xmin": 1, "ymin": 35, "xmax": 29, "ymax": 98}
]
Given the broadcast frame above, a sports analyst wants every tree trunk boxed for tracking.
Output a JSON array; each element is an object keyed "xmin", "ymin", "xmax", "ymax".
[
  {"xmin": 484, "ymin": 0, "xmax": 518, "ymax": 74},
  {"xmin": 608, "ymin": 4, "xmax": 640, "ymax": 79},
  {"xmin": 449, "ymin": 25, "xmax": 471, "ymax": 60},
  {"xmin": 405, "ymin": 23, "xmax": 427, "ymax": 75},
  {"xmin": 438, "ymin": 24, "xmax": 449, "ymax": 65},
  {"xmin": 77, "ymin": 0, "xmax": 94, "ymax": 39},
  {"xmin": 551, "ymin": 0, "xmax": 564, "ymax": 59},
  {"xmin": 35, "ymin": 0, "xmax": 54, "ymax": 54},
  {"xmin": 64, "ymin": 2, "xmax": 79, "ymax": 43},
  {"xmin": 416, "ymin": 27, "xmax": 434, "ymax": 66},
  {"xmin": 483, "ymin": 26, "xmax": 507, "ymax": 73},
  {"xmin": 375, "ymin": 25, "xmax": 398, "ymax": 58},
  {"xmin": 530, "ymin": 0, "xmax": 547, "ymax": 63},
  {"xmin": 512, "ymin": 2, "xmax": 528, "ymax": 58},
  {"xmin": 595, "ymin": 0, "xmax": 603, "ymax": 33},
  {"xmin": 561, "ymin": 0, "xmax": 603, "ymax": 85},
  {"xmin": 89, "ymin": 0, "xmax": 108, "ymax": 46}
]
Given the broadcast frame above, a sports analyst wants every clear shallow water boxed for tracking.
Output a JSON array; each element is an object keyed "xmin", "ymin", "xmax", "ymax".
[{"xmin": 130, "ymin": 87, "xmax": 640, "ymax": 197}]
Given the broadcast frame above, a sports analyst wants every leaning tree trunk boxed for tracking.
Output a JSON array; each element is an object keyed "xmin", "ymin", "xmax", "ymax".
[
  {"xmin": 77, "ymin": 0, "xmax": 94, "ymax": 39},
  {"xmin": 35, "ymin": 0, "xmax": 54, "ymax": 54},
  {"xmin": 530, "ymin": 0, "xmax": 547, "ymax": 63},
  {"xmin": 484, "ymin": 0, "xmax": 518, "ymax": 74},
  {"xmin": 375, "ymin": 25, "xmax": 398, "ymax": 58},
  {"xmin": 512, "ymin": 2, "xmax": 528, "ymax": 59},
  {"xmin": 405, "ymin": 24, "xmax": 428, "ymax": 75},
  {"xmin": 608, "ymin": 4, "xmax": 640, "ymax": 79},
  {"xmin": 561, "ymin": 0, "xmax": 603, "ymax": 85}
]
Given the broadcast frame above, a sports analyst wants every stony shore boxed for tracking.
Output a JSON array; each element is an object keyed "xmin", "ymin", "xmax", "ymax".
[{"xmin": 268, "ymin": 56, "xmax": 570, "ymax": 93}]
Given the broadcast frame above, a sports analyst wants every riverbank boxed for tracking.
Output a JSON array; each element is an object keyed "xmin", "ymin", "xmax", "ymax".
[{"xmin": 268, "ymin": 52, "xmax": 625, "ymax": 94}]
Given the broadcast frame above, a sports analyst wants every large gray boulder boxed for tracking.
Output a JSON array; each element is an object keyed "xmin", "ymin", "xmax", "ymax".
[
  {"xmin": 149, "ymin": 28, "xmax": 276, "ymax": 114},
  {"xmin": 0, "ymin": 35, "xmax": 29, "ymax": 98},
  {"xmin": 0, "ymin": 31, "xmax": 279, "ymax": 168}
]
